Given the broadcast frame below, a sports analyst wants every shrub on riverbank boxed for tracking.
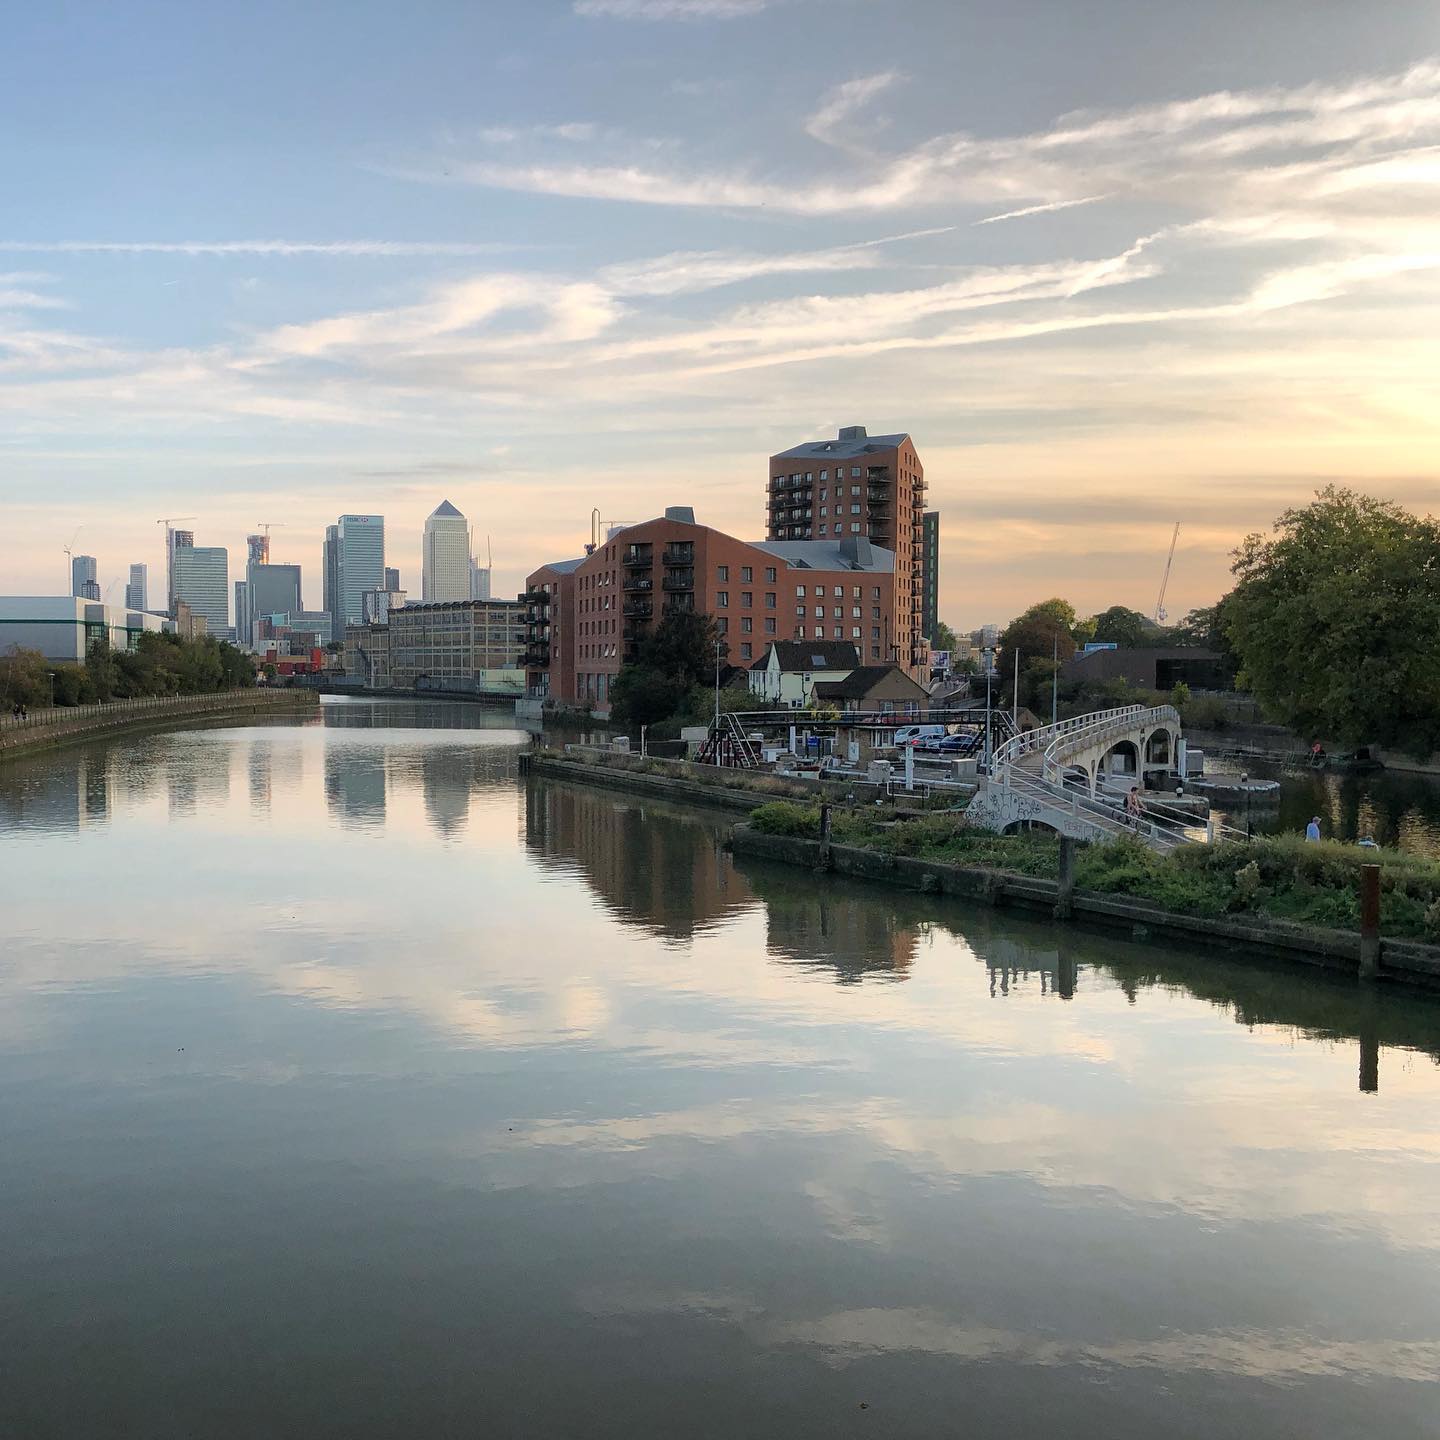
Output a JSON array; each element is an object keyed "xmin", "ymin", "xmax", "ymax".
[
  {"xmin": 746, "ymin": 803, "xmax": 1440, "ymax": 939},
  {"xmin": 1, "ymin": 636, "xmax": 255, "ymax": 710}
]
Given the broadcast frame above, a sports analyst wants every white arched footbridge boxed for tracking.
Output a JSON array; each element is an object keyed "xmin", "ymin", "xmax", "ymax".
[{"xmin": 967, "ymin": 704, "xmax": 1238, "ymax": 852}]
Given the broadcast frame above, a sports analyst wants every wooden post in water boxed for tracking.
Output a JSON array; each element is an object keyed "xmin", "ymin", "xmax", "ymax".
[
  {"xmin": 817, "ymin": 802, "xmax": 833, "ymax": 872},
  {"xmin": 1359, "ymin": 863, "xmax": 1381, "ymax": 980},
  {"xmin": 1054, "ymin": 834, "xmax": 1076, "ymax": 920}
]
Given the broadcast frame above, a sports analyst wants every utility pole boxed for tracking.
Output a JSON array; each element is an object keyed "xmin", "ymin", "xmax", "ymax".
[
  {"xmin": 983, "ymin": 646, "xmax": 994, "ymax": 774},
  {"xmin": 1012, "ymin": 648, "xmax": 1020, "ymax": 727},
  {"xmin": 1052, "ymin": 634, "xmax": 1059, "ymax": 727}
]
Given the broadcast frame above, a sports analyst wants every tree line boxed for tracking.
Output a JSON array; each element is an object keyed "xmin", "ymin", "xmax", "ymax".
[
  {"xmin": 978, "ymin": 487, "xmax": 1440, "ymax": 754},
  {"xmin": 2, "ymin": 633, "xmax": 257, "ymax": 711}
]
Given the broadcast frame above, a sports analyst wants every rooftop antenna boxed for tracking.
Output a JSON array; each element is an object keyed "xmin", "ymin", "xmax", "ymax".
[
  {"xmin": 587, "ymin": 507, "xmax": 600, "ymax": 556},
  {"xmin": 1154, "ymin": 522, "xmax": 1180, "ymax": 624}
]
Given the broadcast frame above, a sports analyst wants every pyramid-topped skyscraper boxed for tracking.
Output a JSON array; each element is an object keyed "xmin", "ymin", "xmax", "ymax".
[{"xmin": 422, "ymin": 499, "xmax": 472, "ymax": 603}]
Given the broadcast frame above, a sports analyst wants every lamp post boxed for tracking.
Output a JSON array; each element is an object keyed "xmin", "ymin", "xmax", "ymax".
[
  {"xmin": 712, "ymin": 637, "xmax": 724, "ymax": 764},
  {"xmin": 982, "ymin": 646, "xmax": 994, "ymax": 774},
  {"xmin": 47, "ymin": 671, "xmax": 56, "ymax": 710},
  {"xmin": 1241, "ymin": 771, "xmax": 1252, "ymax": 840}
]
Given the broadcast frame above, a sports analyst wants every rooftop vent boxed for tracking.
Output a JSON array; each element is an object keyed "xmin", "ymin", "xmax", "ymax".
[
  {"xmin": 837, "ymin": 425, "xmax": 867, "ymax": 441},
  {"xmin": 664, "ymin": 506, "xmax": 696, "ymax": 524}
]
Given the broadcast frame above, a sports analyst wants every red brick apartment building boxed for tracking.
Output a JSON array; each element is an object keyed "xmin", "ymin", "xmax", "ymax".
[
  {"xmin": 523, "ymin": 507, "xmax": 899, "ymax": 708},
  {"xmin": 768, "ymin": 426, "xmax": 928, "ymax": 671}
]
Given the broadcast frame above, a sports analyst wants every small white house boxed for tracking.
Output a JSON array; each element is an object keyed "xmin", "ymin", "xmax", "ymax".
[{"xmin": 749, "ymin": 641, "xmax": 860, "ymax": 708}]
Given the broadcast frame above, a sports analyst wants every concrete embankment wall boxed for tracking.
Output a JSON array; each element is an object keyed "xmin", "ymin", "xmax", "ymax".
[
  {"xmin": 521, "ymin": 751, "xmax": 867, "ymax": 813},
  {"xmin": 730, "ymin": 825, "xmax": 1440, "ymax": 991},
  {"xmin": 0, "ymin": 689, "xmax": 318, "ymax": 760}
]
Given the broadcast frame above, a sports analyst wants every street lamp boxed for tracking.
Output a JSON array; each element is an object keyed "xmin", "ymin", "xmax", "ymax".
[
  {"xmin": 982, "ymin": 646, "xmax": 995, "ymax": 774},
  {"xmin": 47, "ymin": 671, "xmax": 56, "ymax": 709},
  {"xmin": 713, "ymin": 637, "xmax": 724, "ymax": 762}
]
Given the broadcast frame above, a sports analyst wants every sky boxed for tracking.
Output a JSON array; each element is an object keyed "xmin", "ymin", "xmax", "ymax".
[{"xmin": 2, "ymin": 0, "xmax": 1439, "ymax": 628}]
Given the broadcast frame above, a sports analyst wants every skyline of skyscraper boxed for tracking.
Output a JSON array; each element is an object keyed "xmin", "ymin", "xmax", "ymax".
[
  {"xmin": 125, "ymin": 563, "xmax": 147, "ymax": 612},
  {"xmin": 422, "ymin": 500, "xmax": 470, "ymax": 604},
  {"xmin": 336, "ymin": 514, "xmax": 385, "ymax": 629},
  {"xmin": 172, "ymin": 542, "xmax": 229, "ymax": 636},
  {"xmin": 71, "ymin": 554, "xmax": 98, "ymax": 600}
]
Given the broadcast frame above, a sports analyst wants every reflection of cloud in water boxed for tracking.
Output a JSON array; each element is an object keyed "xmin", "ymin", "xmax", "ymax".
[{"xmin": 762, "ymin": 1307, "xmax": 1440, "ymax": 1385}]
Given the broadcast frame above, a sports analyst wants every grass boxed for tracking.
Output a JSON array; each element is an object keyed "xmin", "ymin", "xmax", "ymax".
[{"xmin": 746, "ymin": 801, "xmax": 1440, "ymax": 941}]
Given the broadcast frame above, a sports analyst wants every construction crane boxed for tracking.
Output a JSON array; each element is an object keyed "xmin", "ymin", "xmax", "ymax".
[
  {"xmin": 256, "ymin": 522, "xmax": 287, "ymax": 538},
  {"xmin": 62, "ymin": 526, "xmax": 83, "ymax": 592},
  {"xmin": 1154, "ymin": 522, "xmax": 1180, "ymax": 625}
]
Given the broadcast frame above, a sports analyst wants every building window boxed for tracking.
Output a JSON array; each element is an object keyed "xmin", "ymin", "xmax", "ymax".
[
  {"xmin": 871, "ymin": 644, "xmax": 881, "ymax": 659},
  {"xmin": 796, "ymin": 605, "xmax": 806, "ymax": 617},
  {"xmin": 717, "ymin": 591, "xmax": 729, "ymax": 607},
  {"xmin": 851, "ymin": 627, "xmax": 861, "ymax": 639},
  {"xmin": 819, "ymin": 524, "xmax": 827, "ymax": 534},
  {"xmin": 872, "ymin": 587, "xmax": 881, "ymax": 599},
  {"xmin": 741, "ymin": 616, "xmax": 752, "ymax": 633},
  {"xmin": 741, "ymin": 592, "xmax": 752, "ymax": 608},
  {"xmin": 851, "ymin": 485, "xmax": 860, "ymax": 496},
  {"xmin": 872, "ymin": 606, "xmax": 881, "ymax": 619},
  {"xmin": 814, "ymin": 626, "xmax": 824, "ymax": 639},
  {"xmin": 820, "ymin": 470, "xmax": 828, "ymax": 480},
  {"xmin": 740, "ymin": 642, "xmax": 752, "ymax": 659},
  {"xmin": 795, "ymin": 586, "xmax": 805, "ymax": 597},
  {"xmin": 740, "ymin": 566, "xmax": 752, "ymax": 582},
  {"xmin": 851, "ymin": 504, "xmax": 861, "ymax": 515},
  {"xmin": 717, "ymin": 565, "xmax": 729, "ymax": 581},
  {"xmin": 871, "ymin": 626, "xmax": 880, "ymax": 639},
  {"xmin": 852, "ymin": 586, "xmax": 862, "ymax": 598},
  {"xmin": 765, "ymin": 567, "xmax": 776, "ymax": 582},
  {"xmin": 815, "ymin": 606, "xmax": 825, "ymax": 619},
  {"xmin": 765, "ymin": 618, "xmax": 776, "ymax": 633},
  {"xmin": 851, "ymin": 467, "xmax": 860, "ymax": 477},
  {"xmin": 852, "ymin": 523, "xmax": 861, "ymax": 534},
  {"xmin": 717, "ymin": 617, "xmax": 728, "ymax": 633}
]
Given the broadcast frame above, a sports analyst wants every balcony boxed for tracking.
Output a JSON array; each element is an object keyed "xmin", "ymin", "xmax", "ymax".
[
  {"xmin": 622, "ymin": 576, "xmax": 654, "ymax": 593},
  {"xmin": 523, "ymin": 587, "xmax": 551, "ymax": 605},
  {"xmin": 622, "ymin": 546, "xmax": 653, "ymax": 567},
  {"xmin": 522, "ymin": 645, "xmax": 551, "ymax": 668},
  {"xmin": 622, "ymin": 598, "xmax": 654, "ymax": 618},
  {"xmin": 662, "ymin": 598, "xmax": 695, "ymax": 617},
  {"xmin": 661, "ymin": 571, "xmax": 694, "ymax": 591},
  {"xmin": 866, "ymin": 468, "xmax": 891, "ymax": 483},
  {"xmin": 661, "ymin": 545, "xmax": 694, "ymax": 566}
]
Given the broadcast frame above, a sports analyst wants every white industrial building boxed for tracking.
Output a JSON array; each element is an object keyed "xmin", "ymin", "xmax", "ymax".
[{"xmin": 0, "ymin": 597, "xmax": 169, "ymax": 663}]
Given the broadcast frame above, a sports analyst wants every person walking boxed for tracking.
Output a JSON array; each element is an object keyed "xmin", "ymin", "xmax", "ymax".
[{"xmin": 1306, "ymin": 815, "xmax": 1322, "ymax": 842}]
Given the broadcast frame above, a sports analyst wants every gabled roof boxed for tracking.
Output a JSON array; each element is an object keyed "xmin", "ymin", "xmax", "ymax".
[
  {"xmin": 750, "ymin": 640, "xmax": 859, "ymax": 672},
  {"xmin": 813, "ymin": 665, "xmax": 928, "ymax": 701}
]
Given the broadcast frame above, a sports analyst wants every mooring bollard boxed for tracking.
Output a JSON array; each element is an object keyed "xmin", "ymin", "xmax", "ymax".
[
  {"xmin": 1359, "ymin": 863, "xmax": 1381, "ymax": 980},
  {"xmin": 1054, "ymin": 834, "xmax": 1076, "ymax": 920}
]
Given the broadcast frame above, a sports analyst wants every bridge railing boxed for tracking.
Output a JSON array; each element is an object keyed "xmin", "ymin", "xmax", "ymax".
[{"xmin": 993, "ymin": 705, "xmax": 1145, "ymax": 780}]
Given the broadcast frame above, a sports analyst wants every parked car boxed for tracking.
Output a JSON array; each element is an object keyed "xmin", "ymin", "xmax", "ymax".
[{"xmin": 893, "ymin": 724, "xmax": 948, "ymax": 748}]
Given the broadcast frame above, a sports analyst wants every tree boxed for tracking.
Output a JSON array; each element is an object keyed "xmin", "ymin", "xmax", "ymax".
[
  {"xmin": 930, "ymin": 620, "xmax": 958, "ymax": 652},
  {"xmin": 609, "ymin": 611, "xmax": 723, "ymax": 729},
  {"xmin": 1224, "ymin": 486, "xmax": 1440, "ymax": 753},
  {"xmin": 1089, "ymin": 605, "xmax": 1149, "ymax": 648},
  {"xmin": 996, "ymin": 599, "xmax": 1082, "ymax": 705}
]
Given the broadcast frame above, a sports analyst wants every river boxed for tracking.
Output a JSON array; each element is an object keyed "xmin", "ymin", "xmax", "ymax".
[{"xmin": 2, "ymin": 698, "xmax": 1439, "ymax": 1439}]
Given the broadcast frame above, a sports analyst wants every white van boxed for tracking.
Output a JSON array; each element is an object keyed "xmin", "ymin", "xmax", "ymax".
[{"xmin": 892, "ymin": 724, "xmax": 947, "ymax": 748}]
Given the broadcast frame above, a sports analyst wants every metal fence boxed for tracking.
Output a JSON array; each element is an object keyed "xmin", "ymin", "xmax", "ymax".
[{"xmin": 0, "ymin": 689, "xmax": 300, "ymax": 735}]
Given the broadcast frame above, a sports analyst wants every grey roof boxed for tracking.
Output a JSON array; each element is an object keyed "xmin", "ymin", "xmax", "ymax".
[
  {"xmin": 752, "ymin": 539, "xmax": 894, "ymax": 573},
  {"xmin": 750, "ymin": 640, "xmax": 859, "ymax": 672},
  {"xmin": 431, "ymin": 499, "xmax": 464, "ymax": 518},
  {"xmin": 772, "ymin": 426, "xmax": 909, "ymax": 461},
  {"xmin": 536, "ymin": 556, "xmax": 586, "ymax": 576},
  {"xmin": 813, "ymin": 665, "xmax": 927, "ymax": 701}
]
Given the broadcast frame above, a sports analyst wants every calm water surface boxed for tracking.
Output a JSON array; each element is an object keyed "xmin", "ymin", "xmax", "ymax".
[{"xmin": 3, "ymin": 698, "xmax": 1439, "ymax": 1439}]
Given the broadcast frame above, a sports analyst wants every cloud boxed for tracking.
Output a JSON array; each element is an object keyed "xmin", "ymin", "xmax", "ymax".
[
  {"xmin": 975, "ymin": 196, "xmax": 1110, "ymax": 225},
  {"xmin": 477, "ymin": 122, "xmax": 598, "ymax": 144},
  {"xmin": 574, "ymin": 0, "xmax": 769, "ymax": 17},
  {"xmin": 0, "ymin": 240, "xmax": 523, "ymax": 257},
  {"xmin": 804, "ymin": 71, "xmax": 900, "ymax": 151}
]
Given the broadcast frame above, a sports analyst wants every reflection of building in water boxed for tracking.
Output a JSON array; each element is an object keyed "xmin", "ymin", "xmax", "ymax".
[
  {"xmin": 0, "ymin": 750, "xmax": 112, "ymax": 833},
  {"xmin": 746, "ymin": 866, "xmax": 919, "ymax": 981},
  {"xmin": 419, "ymin": 744, "xmax": 483, "ymax": 838},
  {"xmin": 247, "ymin": 740, "xmax": 272, "ymax": 816},
  {"xmin": 524, "ymin": 781, "xmax": 749, "ymax": 941},
  {"xmin": 324, "ymin": 744, "xmax": 387, "ymax": 828}
]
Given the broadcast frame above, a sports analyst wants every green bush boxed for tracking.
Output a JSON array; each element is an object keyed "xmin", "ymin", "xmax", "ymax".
[{"xmin": 749, "ymin": 801, "xmax": 822, "ymax": 838}]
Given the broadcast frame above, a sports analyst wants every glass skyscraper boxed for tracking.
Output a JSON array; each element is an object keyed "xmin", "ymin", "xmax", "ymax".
[
  {"xmin": 336, "ymin": 514, "xmax": 385, "ymax": 628},
  {"xmin": 172, "ymin": 544, "xmax": 230, "ymax": 636}
]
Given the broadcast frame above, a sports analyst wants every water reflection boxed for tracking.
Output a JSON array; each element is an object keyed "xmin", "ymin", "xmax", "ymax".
[
  {"xmin": 524, "ymin": 780, "xmax": 748, "ymax": 941},
  {"xmin": 4, "ymin": 713, "xmax": 1440, "ymax": 1440}
]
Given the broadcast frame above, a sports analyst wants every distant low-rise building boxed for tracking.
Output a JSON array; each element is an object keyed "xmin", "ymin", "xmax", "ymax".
[
  {"xmin": 812, "ymin": 664, "xmax": 929, "ymax": 716},
  {"xmin": 1062, "ymin": 647, "xmax": 1234, "ymax": 692},
  {"xmin": 382, "ymin": 598, "xmax": 525, "ymax": 693},
  {"xmin": 343, "ymin": 622, "xmax": 391, "ymax": 688},
  {"xmin": 0, "ymin": 596, "xmax": 168, "ymax": 663},
  {"xmin": 749, "ymin": 640, "xmax": 860, "ymax": 708}
]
